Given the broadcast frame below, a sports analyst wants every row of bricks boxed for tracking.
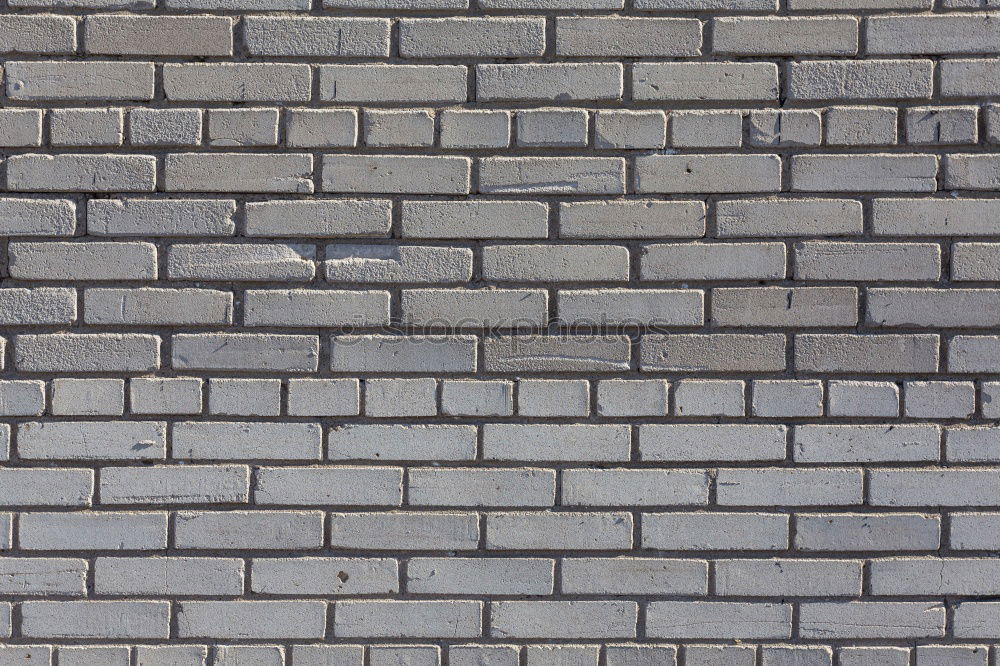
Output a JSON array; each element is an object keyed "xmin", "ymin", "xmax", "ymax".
[
  {"xmin": 6, "ymin": 104, "xmax": 1000, "ymax": 150},
  {"xmin": 7, "ymin": 553, "xmax": 1000, "ymax": 598},
  {"xmin": 9, "ymin": 152, "xmax": 1000, "ymax": 195},
  {"xmin": 0, "ymin": 375, "xmax": 994, "ymax": 419},
  {"xmin": 12, "ymin": 14, "xmax": 1000, "ymax": 59},
  {"xmin": 9, "ymin": 196, "xmax": 1000, "ymax": 239},
  {"xmin": 6, "ymin": 421, "xmax": 1000, "ymax": 464},
  {"xmin": 21, "ymin": 285, "xmax": 1000, "ymax": 330},
  {"xmin": 0, "ymin": 508, "xmax": 995, "ymax": 550},
  {"xmin": 14, "ymin": 285, "xmax": 1000, "ymax": 328},
  {"xmin": 0, "ymin": 645, "xmax": 992, "ymax": 666},
  {"xmin": 0, "ymin": 0, "xmax": 989, "ymax": 13},
  {"xmin": 13, "ymin": 242, "xmax": 1000, "ymax": 283},
  {"xmin": 4, "ymin": 598, "xmax": 1000, "ymax": 640},
  {"xmin": 0, "ymin": 644, "xmax": 985, "ymax": 666},
  {"xmin": 6, "ymin": 60, "xmax": 1000, "ymax": 105},
  {"xmin": 3, "ymin": 332, "xmax": 1000, "ymax": 374}
]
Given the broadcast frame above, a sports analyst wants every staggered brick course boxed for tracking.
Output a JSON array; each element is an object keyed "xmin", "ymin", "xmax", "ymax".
[{"xmin": 2, "ymin": 0, "xmax": 1000, "ymax": 661}]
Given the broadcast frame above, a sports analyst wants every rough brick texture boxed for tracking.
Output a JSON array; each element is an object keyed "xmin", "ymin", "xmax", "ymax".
[{"xmin": 1, "ymin": 0, "xmax": 999, "ymax": 660}]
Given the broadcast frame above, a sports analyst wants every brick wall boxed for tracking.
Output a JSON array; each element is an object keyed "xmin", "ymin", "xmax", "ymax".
[{"xmin": 0, "ymin": 0, "xmax": 999, "ymax": 663}]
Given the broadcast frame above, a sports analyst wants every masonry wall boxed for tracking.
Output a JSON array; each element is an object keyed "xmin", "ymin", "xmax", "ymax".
[{"xmin": 1, "ymin": 0, "xmax": 1000, "ymax": 663}]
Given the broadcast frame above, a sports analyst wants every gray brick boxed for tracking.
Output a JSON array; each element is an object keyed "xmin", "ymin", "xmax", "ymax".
[
  {"xmin": 15, "ymin": 333, "xmax": 160, "ymax": 373},
  {"xmin": 794, "ymin": 334, "xmax": 939, "ymax": 374},
  {"xmin": 714, "ymin": 16, "xmax": 857, "ymax": 56},
  {"xmin": 556, "ymin": 17, "xmax": 701, "ymax": 57},
  {"xmin": 320, "ymin": 65, "xmax": 467, "ymax": 104},
  {"xmin": 95, "ymin": 557, "xmax": 243, "ymax": 596},
  {"xmin": 871, "ymin": 558, "xmax": 1000, "ymax": 596},
  {"xmin": 825, "ymin": 106, "xmax": 898, "ymax": 146},
  {"xmin": 100, "ymin": 465, "xmax": 249, "ymax": 504},
  {"xmin": 401, "ymin": 17, "xmax": 545, "ymax": 58},
  {"xmin": 408, "ymin": 557, "xmax": 553, "ymax": 595},
  {"xmin": 402, "ymin": 201, "xmax": 547, "ymax": 239},
  {"xmin": 175, "ymin": 510, "xmax": 324, "ymax": 550},
  {"xmin": 50, "ymin": 378, "xmax": 124, "ymax": 416},
  {"xmin": 646, "ymin": 602, "xmax": 791, "ymax": 639},
  {"xmin": 941, "ymin": 59, "xmax": 1000, "ymax": 98},
  {"xmin": 331, "ymin": 335, "xmax": 477, "ymax": 373},
  {"xmin": 795, "ymin": 513, "xmax": 940, "ymax": 552},
  {"xmin": 0, "ymin": 288, "xmax": 75, "ymax": 325},
  {"xmin": 164, "ymin": 64, "xmax": 311, "ymax": 103},
  {"xmin": 558, "ymin": 289, "xmax": 703, "ymax": 326},
  {"xmin": 489, "ymin": 601, "xmax": 637, "ymax": 639},
  {"xmin": 716, "ymin": 468, "xmax": 863, "ymax": 506},
  {"xmin": 335, "ymin": 600, "xmax": 481, "ymax": 639},
  {"xmin": 788, "ymin": 60, "xmax": 933, "ymax": 101},
  {"xmin": 19, "ymin": 421, "xmax": 164, "ymax": 461},
  {"xmin": 0, "ymin": 198, "xmax": 74, "ymax": 236},
  {"xmin": 324, "ymin": 155, "xmax": 470, "ymax": 195},
  {"xmin": 245, "ymin": 289, "xmax": 389, "ymax": 327},
  {"xmin": 716, "ymin": 199, "xmax": 863, "ymax": 238},
  {"xmin": 799, "ymin": 602, "xmax": 944, "ymax": 639},
  {"xmin": 477, "ymin": 64, "xmax": 623, "ymax": 102},
  {"xmin": 0, "ymin": 110, "xmax": 42, "ymax": 147},
  {"xmin": 872, "ymin": 198, "xmax": 1000, "ymax": 236},
  {"xmin": 0, "ymin": 468, "xmax": 93, "ymax": 507},
  {"xmin": 165, "ymin": 153, "xmax": 313, "ymax": 194},
  {"xmin": 563, "ymin": 468, "xmax": 708, "ymax": 506},
  {"xmin": 869, "ymin": 469, "xmax": 1000, "ymax": 506},
  {"xmin": 326, "ymin": 245, "xmax": 471, "ymax": 283},
  {"xmin": 255, "ymin": 466, "xmax": 402, "ymax": 506},
  {"xmin": 561, "ymin": 200, "xmax": 704, "ymax": 239},
  {"xmin": 635, "ymin": 155, "xmax": 781, "ymax": 193},
  {"xmin": 868, "ymin": 288, "xmax": 1000, "ymax": 328},
  {"xmin": 173, "ymin": 422, "xmax": 322, "ymax": 461},
  {"xmin": 89, "ymin": 199, "xmax": 235, "ymax": 237},
  {"xmin": 790, "ymin": 155, "xmax": 938, "ymax": 192},
  {"xmin": 0, "ymin": 15, "xmax": 75, "ymax": 54},
  {"xmin": 49, "ymin": 108, "xmax": 123, "ymax": 147},
  {"xmin": 244, "ymin": 17, "xmax": 389, "ymax": 57},
  {"xmin": 129, "ymin": 109, "xmax": 202, "ymax": 147},
  {"xmin": 329, "ymin": 512, "xmax": 479, "ymax": 550},
  {"xmin": 7, "ymin": 154, "xmax": 155, "ymax": 192},
  {"xmin": 288, "ymin": 378, "xmax": 358, "ymax": 417},
  {"xmin": 6, "ymin": 61, "xmax": 154, "ymax": 101},
  {"xmin": 20, "ymin": 512, "xmax": 167, "ymax": 551},
  {"xmin": 172, "ymin": 333, "xmax": 318, "ymax": 372},
  {"xmin": 712, "ymin": 287, "xmax": 858, "ymax": 327},
  {"xmin": 329, "ymin": 424, "xmax": 475, "ymax": 461},
  {"xmin": 484, "ymin": 424, "xmax": 630, "ymax": 462},
  {"xmin": 640, "ymin": 424, "xmax": 786, "ymax": 462},
  {"xmin": 84, "ymin": 15, "xmax": 233, "ymax": 56},
  {"xmin": 176, "ymin": 601, "xmax": 326, "ymax": 639},
  {"xmin": 715, "ymin": 559, "xmax": 862, "ymax": 597},
  {"xmin": 130, "ymin": 378, "xmax": 202, "ymax": 416},
  {"xmin": 10, "ymin": 241, "xmax": 156, "ymax": 280},
  {"xmin": 633, "ymin": 63, "xmax": 778, "ymax": 101},
  {"xmin": 440, "ymin": 109, "xmax": 510, "ymax": 149},
  {"xmin": 409, "ymin": 467, "xmax": 555, "ymax": 507},
  {"xmin": 487, "ymin": 512, "xmax": 632, "ymax": 550},
  {"xmin": 868, "ymin": 14, "xmax": 1000, "ymax": 55},
  {"xmin": 485, "ymin": 335, "xmax": 630, "ymax": 372},
  {"xmin": 251, "ymin": 557, "xmax": 397, "ymax": 596},
  {"xmin": 169, "ymin": 243, "xmax": 315, "ymax": 282},
  {"xmin": 640, "ymin": 334, "xmax": 786, "ymax": 372},
  {"xmin": 480, "ymin": 157, "xmax": 625, "ymax": 196},
  {"xmin": 21, "ymin": 601, "xmax": 170, "ymax": 639},
  {"xmin": 84, "ymin": 288, "xmax": 232, "ymax": 326},
  {"xmin": 594, "ymin": 110, "xmax": 667, "ymax": 150}
]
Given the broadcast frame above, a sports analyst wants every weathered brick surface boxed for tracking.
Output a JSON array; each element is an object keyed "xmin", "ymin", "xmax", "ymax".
[{"xmin": 0, "ymin": 0, "xmax": 999, "ymax": 658}]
